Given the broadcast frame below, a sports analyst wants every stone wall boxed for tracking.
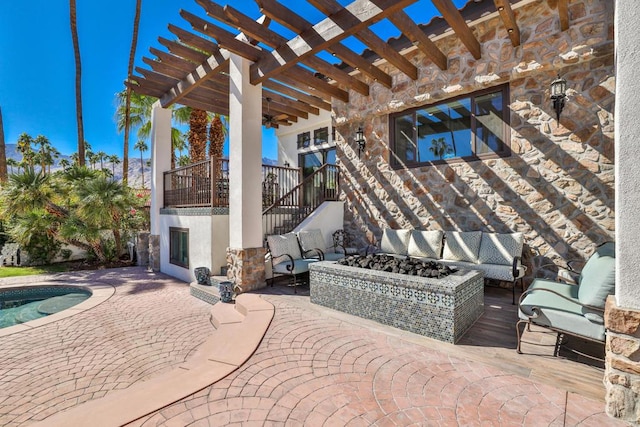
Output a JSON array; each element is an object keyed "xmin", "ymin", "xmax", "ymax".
[
  {"xmin": 333, "ymin": 0, "xmax": 614, "ymax": 278},
  {"xmin": 605, "ymin": 296, "xmax": 640, "ymax": 423},
  {"xmin": 226, "ymin": 247, "xmax": 267, "ymax": 293}
]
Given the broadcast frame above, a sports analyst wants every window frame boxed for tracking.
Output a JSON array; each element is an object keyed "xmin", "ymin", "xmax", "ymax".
[
  {"xmin": 389, "ymin": 84, "xmax": 511, "ymax": 169},
  {"xmin": 169, "ymin": 227, "xmax": 189, "ymax": 268},
  {"xmin": 297, "ymin": 131, "xmax": 311, "ymax": 149},
  {"xmin": 314, "ymin": 127, "xmax": 329, "ymax": 145}
]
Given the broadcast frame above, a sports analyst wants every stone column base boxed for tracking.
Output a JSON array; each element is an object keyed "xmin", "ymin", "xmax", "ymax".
[
  {"xmin": 226, "ymin": 247, "xmax": 267, "ymax": 293},
  {"xmin": 604, "ymin": 295, "xmax": 640, "ymax": 424},
  {"xmin": 136, "ymin": 232, "xmax": 150, "ymax": 267},
  {"xmin": 149, "ymin": 234, "xmax": 160, "ymax": 272}
]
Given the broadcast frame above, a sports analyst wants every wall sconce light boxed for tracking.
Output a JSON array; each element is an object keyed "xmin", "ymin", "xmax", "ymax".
[
  {"xmin": 284, "ymin": 161, "xmax": 290, "ymax": 168},
  {"xmin": 550, "ymin": 74, "xmax": 567, "ymax": 121},
  {"xmin": 355, "ymin": 126, "xmax": 365, "ymax": 157}
]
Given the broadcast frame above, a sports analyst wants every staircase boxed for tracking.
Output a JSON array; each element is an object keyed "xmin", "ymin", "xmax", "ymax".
[{"xmin": 262, "ymin": 164, "xmax": 339, "ymax": 238}]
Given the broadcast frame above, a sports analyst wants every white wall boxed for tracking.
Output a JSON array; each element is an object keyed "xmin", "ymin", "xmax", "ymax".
[
  {"xmin": 159, "ymin": 214, "xmax": 229, "ymax": 283},
  {"xmin": 294, "ymin": 201, "xmax": 345, "ymax": 251},
  {"xmin": 615, "ymin": 0, "xmax": 640, "ymax": 309},
  {"xmin": 276, "ymin": 110, "xmax": 333, "ymax": 167}
]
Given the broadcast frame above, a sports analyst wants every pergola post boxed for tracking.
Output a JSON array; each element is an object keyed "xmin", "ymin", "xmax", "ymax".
[
  {"xmin": 226, "ymin": 53, "xmax": 266, "ymax": 292},
  {"xmin": 148, "ymin": 101, "xmax": 172, "ymax": 272}
]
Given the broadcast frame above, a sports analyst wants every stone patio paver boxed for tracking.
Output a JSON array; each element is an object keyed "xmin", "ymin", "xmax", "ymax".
[{"xmin": 0, "ymin": 269, "xmax": 627, "ymax": 426}]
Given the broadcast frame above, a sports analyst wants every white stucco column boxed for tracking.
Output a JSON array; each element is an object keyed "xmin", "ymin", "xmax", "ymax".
[
  {"xmin": 147, "ymin": 101, "xmax": 172, "ymax": 272},
  {"xmin": 149, "ymin": 101, "xmax": 172, "ymax": 235},
  {"xmin": 614, "ymin": 0, "xmax": 640, "ymax": 309},
  {"xmin": 228, "ymin": 54, "xmax": 263, "ymax": 248},
  {"xmin": 226, "ymin": 53, "xmax": 266, "ymax": 291}
]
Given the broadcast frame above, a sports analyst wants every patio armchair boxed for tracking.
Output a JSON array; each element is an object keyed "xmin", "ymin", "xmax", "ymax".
[
  {"xmin": 516, "ymin": 241, "xmax": 615, "ymax": 356},
  {"xmin": 332, "ymin": 229, "xmax": 359, "ymax": 256},
  {"xmin": 266, "ymin": 233, "xmax": 319, "ymax": 293},
  {"xmin": 297, "ymin": 229, "xmax": 346, "ymax": 262}
]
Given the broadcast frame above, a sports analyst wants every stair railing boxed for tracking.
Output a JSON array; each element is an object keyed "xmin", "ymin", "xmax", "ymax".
[{"xmin": 262, "ymin": 164, "xmax": 339, "ymax": 239}]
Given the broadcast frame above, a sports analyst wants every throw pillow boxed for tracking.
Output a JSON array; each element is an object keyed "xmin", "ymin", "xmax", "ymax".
[
  {"xmin": 578, "ymin": 242, "xmax": 615, "ymax": 309},
  {"xmin": 408, "ymin": 230, "xmax": 443, "ymax": 259},
  {"xmin": 477, "ymin": 232, "xmax": 524, "ymax": 266},
  {"xmin": 380, "ymin": 229, "xmax": 411, "ymax": 255},
  {"xmin": 442, "ymin": 231, "xmax": 482, "ymax": 263}
]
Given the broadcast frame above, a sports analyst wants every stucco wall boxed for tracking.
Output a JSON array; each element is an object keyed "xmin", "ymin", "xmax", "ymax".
[
  {"xmin": 333, "ymin": 0, "xmax": 614, "ymax": 277},
  {"xmin": 159, "ymin": 212, "xmax": 226, "ymax": 282}
]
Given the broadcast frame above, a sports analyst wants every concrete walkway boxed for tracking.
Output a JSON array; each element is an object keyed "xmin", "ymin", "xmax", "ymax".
[{"xmin": 0, "ymin": 268, "xmax": 623, "ymax": 426}]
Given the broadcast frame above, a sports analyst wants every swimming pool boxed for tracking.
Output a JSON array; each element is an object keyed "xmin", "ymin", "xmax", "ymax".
[{"xmin": 0, "ymin": 286, "xmax": 92, "ymax": 328}]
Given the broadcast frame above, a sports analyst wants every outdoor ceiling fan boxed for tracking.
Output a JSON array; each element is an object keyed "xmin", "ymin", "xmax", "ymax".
[{"xmin": 262, "ymin": 97, "xmax": 288, "ymax": 129}]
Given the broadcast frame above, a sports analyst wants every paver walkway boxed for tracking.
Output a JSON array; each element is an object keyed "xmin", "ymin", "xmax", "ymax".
[{"xmin": 0, "ymin": 269, "xmax": 624, "ymax": 426}]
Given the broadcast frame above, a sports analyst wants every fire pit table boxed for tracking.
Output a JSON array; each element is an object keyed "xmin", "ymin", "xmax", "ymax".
[{"xmin": 309, "ymin": 260, "xmax": 484, "ymax": 343}]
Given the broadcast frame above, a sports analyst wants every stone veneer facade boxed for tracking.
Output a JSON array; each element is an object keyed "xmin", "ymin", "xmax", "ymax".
[
  {"xmin": 605, "ymin": 296, "xmax": 640, "ymax": 423},
  {"xmin": 226, "ymin": 247, "xmax": 267, "ymax": 293},
  {"xmin": 332, "ymin": 0, "xmax": 614, "ymax": 280}
]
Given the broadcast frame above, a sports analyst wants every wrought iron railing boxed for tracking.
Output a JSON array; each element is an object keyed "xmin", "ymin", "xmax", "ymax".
[
  {"xmin": 163, "ymin": 159, "xmax": 301, "ymax": 208},
  {"xmin": 262, "ymin": 163, "xmax": 340, "ymax": 237}
]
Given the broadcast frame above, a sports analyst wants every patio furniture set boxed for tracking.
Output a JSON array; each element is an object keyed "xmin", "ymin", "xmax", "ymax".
[{"xmin": 264, "ymin": 229, "xmax": 616, "ymax": 353}]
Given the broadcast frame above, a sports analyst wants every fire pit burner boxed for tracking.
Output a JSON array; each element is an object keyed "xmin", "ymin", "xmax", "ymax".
[{"xmin": 337, "ymin": 254, "xmax": 456, "ymax": 278}]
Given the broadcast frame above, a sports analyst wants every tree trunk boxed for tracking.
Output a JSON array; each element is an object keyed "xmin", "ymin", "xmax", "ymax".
[
  {"xmin": 188, "ymin": 109, "xmax": 208, "ymax": 162},
  {"xmin": 70, "ymin": 0, "xmax": 85, "ymax": 166},
  {"xmin": 0, "ymin": 106, "xmax": 7, "ymax": 182},
  {"xmin": 122, "ymin": 0, "xmax": 143, "ymax": 185}
]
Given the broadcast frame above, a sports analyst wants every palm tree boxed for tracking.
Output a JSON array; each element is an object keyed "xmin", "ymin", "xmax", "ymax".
[
  {"xmin": 188, "ymin": 109, "xmax": 209, "ymax": 162},
  {"xmin": 59, "ymin": 158, "xmax": 71, "ymax": 171},
  {"xmin": 16, "ymin": 133, "xmax": 35, "ymax": 167},
  {"xmin": 429, "ymin": 137, "xmax": 453, "ymax": 160},
  {"xmin": 69, "ymin": 0, "xmax": 85, "ymax": 166},
  {"xmin": 0, "ymin": 106, "xmax": 7, "ymax": 182},
  {"xmin": 134, "ymin": 140, "xmax": 148, "ymax": 188},
  {"xmin": 6, "ymin": 158, "xmax": 18, "ymax": 174},
  {"xmin": 97, "ymin": 151, "xmax": 107, "ymax": 171},
  {"xmin": 121, "ymin": 0, "xmax": 143, "ymax": 186},
  {"xmin": 109, "ymin": 154, "xmax": 120, "ymax": 178},
  {"xmin": 34, "ymin": 135, "xmax": 55, "ymax": 174}
]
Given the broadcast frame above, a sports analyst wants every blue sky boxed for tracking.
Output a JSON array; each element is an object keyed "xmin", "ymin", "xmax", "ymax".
[
  {"xmin": 0, "ymin": 0, "xmax": 277, "ymax": 159},
  {"xmin": 0, "ymin": 0, "xmax": 464, "ymax": 160}
]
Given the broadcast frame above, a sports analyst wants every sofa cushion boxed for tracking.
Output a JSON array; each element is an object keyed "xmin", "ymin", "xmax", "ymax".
[
  {"xmin": 442, "ymin": 231, "xmax": 482, "ymax": 263},
  {"xmin": 267, "ymin": 233, "xmax": 302, "ymax": 260},
  {"xmin": 408, "ymin": 230, "xmax": 443, "ymax": 259},
  {"xmin": 272, "ymin": 258, "xmax": 318, "ymax": 275},
  {"xmin": 477, "ymin": 232, "xmax": 523, "ymax": 266},
  {"xmin": 298, "ymin": 229, "xmax": 327, "ymax": 258},
  {"xmin": 578, "ymin": 242, "xmax": 615, "ymax": 309},
  {"xmin": 519, "ymin": 279, "xmax": 605, "ymax": 341},
  {"xmin": 380, "ymin": 229, "xmax": 411, "ymax": 256}
]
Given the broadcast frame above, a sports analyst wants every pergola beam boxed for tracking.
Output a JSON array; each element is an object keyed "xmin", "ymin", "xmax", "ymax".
[
  {"xmin": 256, "ymin": 0, "xmax": 392, "ymax": 87},
  {"xmin": 431, "ymin": 0, "xmax": 481, "ymax": 59},
  {"xmin": 158, "ymin": 37, "xmax": 209, "ymax": 64},
  {"xmin": 218, "ymin": 4, "xmax": 369, "ymax": 96},
  {"xmin": 557, "ymin": 0, "xmax": 569, "ymax": 31},
  {"xmin": 387, "ymin": 10, "xmax": 448, "ymax": 70},
  {"xmin": 307, "ymin": 0, "xmax": 418, "ymax": 80},
  {"xmin": 493, "ymin": 0, "xmax": 520, "ymax": 46},
  {"xmin": 263, "ymin": 79, "xmax": 331, "ymax": 111},
  {"xmin": 251, "ymin": 0, "xmax": 418, "ymax": 84}
]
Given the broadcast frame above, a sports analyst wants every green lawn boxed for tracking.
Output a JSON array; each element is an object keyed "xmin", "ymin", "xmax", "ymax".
[{"xmin": 0, "ymin": 264, "xmax": 71, "ymax": 278}]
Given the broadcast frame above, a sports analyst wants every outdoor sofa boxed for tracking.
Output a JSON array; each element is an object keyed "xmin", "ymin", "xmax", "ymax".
[{"xmin": 371, "ymin": 228, "xmax": 526, "ymax": 303}]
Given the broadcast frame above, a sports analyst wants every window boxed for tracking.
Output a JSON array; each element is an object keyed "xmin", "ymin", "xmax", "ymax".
[
  {"xmin": 314, "ymin": 127, "xmax": 328, "ymax": 145},
  {"xmin": 390, "ymin": 84, "xmax": 510, "ymax": 167},
  {"xmin": 169, "ymin": 227, "xmax": 189, "ymax": 268},
  {"xmin": 297, "ymin": 132, "xmax": 310, "ymax": 149}
]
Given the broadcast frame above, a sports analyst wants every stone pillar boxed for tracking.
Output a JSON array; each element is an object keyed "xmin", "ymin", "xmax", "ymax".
[
  {"xmin": 136, "ymin": 232, "xmax": 150, "ymax": 267},
  {"xmin": 607, "ymin": 1, "xmax": 640, "ymax": 422},
  {"xmin": 604, "ymin": 296, "xmax": 640, "ymax": 423},
  {"xmin": 149, "ymin": 102, "xmax": 172, "ymax": 272},
  {"xmin": 226, "ymin": 53, "xmax": 266, "ymax": 291}
]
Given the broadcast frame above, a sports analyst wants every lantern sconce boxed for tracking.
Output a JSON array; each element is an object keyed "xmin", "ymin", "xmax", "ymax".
[
  {"xmin": 550, "ymin": 74, "xmax": 567, "ymax": 122},
  {"xmin": 355, "ymin": 126, "xmax": 365, "ymax": 158}
]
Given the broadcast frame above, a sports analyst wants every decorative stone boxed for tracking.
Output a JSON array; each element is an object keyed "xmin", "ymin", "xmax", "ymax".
[{"xmin": 226, "ymin": 247, "xmax": 267, "ymax": 293}]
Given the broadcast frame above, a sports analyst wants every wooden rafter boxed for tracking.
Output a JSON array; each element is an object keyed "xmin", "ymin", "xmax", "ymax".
[
  {"xmin": 168, "ymin": 24, "xmax": 219, "ymax": 56},
  {"xmin": 431, "ymin": 0, "xmax": 481, "ymax": 59},
  {"xmin": 557, "ymin": 0, "xmax": 569, "ymax": 31},
  {"xmin": 262, "ymin": 89, "xmax": 320, "ymax": 116},
  {"xmin": 263, "ymin": 99, "xmax": 307, "ymax": 120},
  {"xmin": 263, "ymin": 79, "xmax": 331, "ymax": 111},
  {"xmin": 493, "ymin": 0, "xmax": 520, "ymax": 47},
  {"xmin": 307, "ymin": 0, "xmax": 418, "ymax": 80},
  {"xmin": 218, "ymin": 3, "xmax": 370, "ymax": 96},
  {"xmin": 257, "ymin": 0, "xmax": 392, "ymax": 88},
  {"xmin": 150, "ymin": 47, "xmax": 200, "ymax": 72},
  {"xmin": 157, "ymin": 38, "xmax": 209, "ymax": 64},
  {"xmin": 251, "ymin": 0, "xmax": 418, "ymax": 84},
  {"xmin": 387, "ymin": 10, "xmax": 448, "ymax": 70}
]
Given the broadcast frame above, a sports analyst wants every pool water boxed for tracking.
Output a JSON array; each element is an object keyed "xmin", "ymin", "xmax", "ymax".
[{"xmin": 0, "ymin": 286, "xmax": 91, "ymax": 328}]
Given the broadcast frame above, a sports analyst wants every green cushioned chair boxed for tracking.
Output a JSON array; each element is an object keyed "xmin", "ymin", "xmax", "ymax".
[{"xmin": 516, "ymin": 242, "xmax": 615, "ymax": 355}]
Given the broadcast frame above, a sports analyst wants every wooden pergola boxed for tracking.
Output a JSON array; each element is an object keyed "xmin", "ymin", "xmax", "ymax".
[{"xmin": 129, "ymin": 0, "xmax": 570, "ymax": 125}]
